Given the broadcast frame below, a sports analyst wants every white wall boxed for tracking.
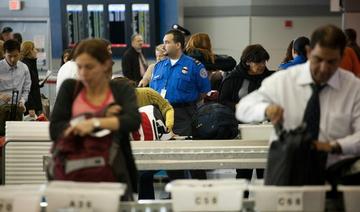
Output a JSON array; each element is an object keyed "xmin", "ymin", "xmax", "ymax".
[
  {"xmin": 183, "ymin": 0, "xmax": 342, "ymax": 70},
  {"xmin": 185, "ymin": 16, "xmax": 250, "ymax": 62},
  {"xmin": 250, "ymin": 16, "xmax": 342, "ymax": 69}
]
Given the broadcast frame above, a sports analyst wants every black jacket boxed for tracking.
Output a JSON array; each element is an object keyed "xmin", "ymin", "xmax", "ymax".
[
  {"xmin": 50, "ymin": 79, "xmax": 141, "ymax": 191},
  {"xmin": 122, "ymin": 47, "xmax": 143, "ymax": 83},
  {"xmin": 22, "ymin": 58, "xmax": 42, "ymax": 113},
  {"xmin": 219, "ymin": 64, "xmax": 273, "ymax": 111},
  {"xmin": 186, "ymin": 49, "xmax": 236, "ymax": 72}
]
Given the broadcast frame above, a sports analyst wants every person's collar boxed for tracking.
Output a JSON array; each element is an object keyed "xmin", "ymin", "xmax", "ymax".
[
  {"xmin": 326, "ymin": 69, "xmax": 340, "ymax": 90},
  {"xmin": 165, "ymin": 53, "xmax": 185, "ymax": 66},
  {"xmin": 132, "ymin": 46, "xmax": 141, "ymax": 53},
  {"xmin": 297, "ymin": 61, "xmax": 340, "ymax": 90},
  {"xmin": 3, "ymin": 59, "xmax": 17, "ymax": 70},
  {"xmin": 297, "ymin": 61, "xmax": 313, "ymax": 86}
]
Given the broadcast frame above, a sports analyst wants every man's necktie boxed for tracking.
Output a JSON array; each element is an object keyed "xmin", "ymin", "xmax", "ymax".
[{"xmin": 303, "ymin": 83, "xmax": 326, "ymax": 140}]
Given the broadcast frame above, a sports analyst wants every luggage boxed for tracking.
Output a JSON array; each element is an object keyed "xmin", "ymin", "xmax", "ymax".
[
  {"xmin": 131, "ymin": 105, "xmax": 167, "ymax": 141},
  {"xmin": 192, "ymin": 103, "xmax": 239, "ymax": 139},
  {"xmin": 0, "ymin": 90, "xmax": 23, "ymax": 136},
  {"xmin": 264, "ymin": 124, "xmax": 327, "ymax": 185},
  {"xmin": 47, "ymin": 113, "xmax": 128, "ymax": 183}
]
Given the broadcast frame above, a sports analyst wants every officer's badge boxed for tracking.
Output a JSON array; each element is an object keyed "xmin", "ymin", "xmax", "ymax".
[
  {"xmin": 182, "ymin": 66, "xmax": 188, "ymax": 74},
  {"xmin": 200, "ymin": 68, "xmax": 208, "ymax": 78}
]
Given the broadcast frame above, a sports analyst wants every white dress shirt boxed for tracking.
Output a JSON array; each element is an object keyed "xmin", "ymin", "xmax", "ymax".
[
  {"xmin": 0, "ymin": 59, "xmax": 31, "ymax": 105},
  {"xmin": 56, "ymin": 60, "xmax": 78, "ymax": 94},
  {"xmin": 236, "ymin": 61, "xmax": 360, "ymax": 166}
]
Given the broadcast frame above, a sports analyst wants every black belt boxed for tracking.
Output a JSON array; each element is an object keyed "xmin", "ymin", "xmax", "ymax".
[{"xmin": 171, "ymin": 102, "xmax": 196, "ymax": 108}]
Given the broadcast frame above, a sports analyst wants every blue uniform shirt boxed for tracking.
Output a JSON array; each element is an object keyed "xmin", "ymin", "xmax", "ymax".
[
  {"xmin": 150, "ymin": 54, "xmax": 211, "ymax": 104},
  {"xmin": 278, "ymin": 55, "xmax": 307, "ymax": 70}
]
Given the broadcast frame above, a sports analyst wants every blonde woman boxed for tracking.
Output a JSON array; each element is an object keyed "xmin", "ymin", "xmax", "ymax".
[
  {"xmin": 21, "ymin": 41, "xmax": 42, "ymax": 116},
  {"xmin": 138, "ymin": 44, "xmax": 166, "ymax": 87}
]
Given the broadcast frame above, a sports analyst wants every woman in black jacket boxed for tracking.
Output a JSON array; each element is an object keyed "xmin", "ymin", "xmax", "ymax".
[
  {"xmin": 20, "ymin": 41, "xmax": 42, "ymax": 116},
  {"xmin": 50, "ymin": 39, "xmax": 141, "ymax": 198},
  {"xmin": 219, "ymin": 44, "xmax": 273, "ymax": 181},
  {"xmin": 219, "ymin": 44, "xmax": 273, "ymax": 111}
]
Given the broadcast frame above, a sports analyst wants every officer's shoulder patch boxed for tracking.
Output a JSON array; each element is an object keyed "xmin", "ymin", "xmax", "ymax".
[{"xmin": 200, "ymin": 68, "xmax": 208, "ymax": 78}]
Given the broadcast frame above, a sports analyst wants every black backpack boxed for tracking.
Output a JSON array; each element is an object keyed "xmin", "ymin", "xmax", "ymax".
[{"xmin": 192, "ymin": 103, "xmax": 239, "ymax": 139}]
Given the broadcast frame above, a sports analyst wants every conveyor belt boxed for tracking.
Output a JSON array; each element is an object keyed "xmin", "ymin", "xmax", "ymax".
[
  {"xmin": 132, "ymin": 140, "xmax": 268, "ymax": 170},
  {"xmin": 2, "ymin": 122, "xmax": 270, "ymax": 184}
]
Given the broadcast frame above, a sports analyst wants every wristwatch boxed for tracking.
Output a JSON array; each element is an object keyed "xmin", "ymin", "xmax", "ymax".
[
  {"xmin": 92, "ymin": 118, "xmax": 101, "ymax": 131},
  {"xmin": 330, "ymin": 141, "xmax": 342, "ymax": 154}
]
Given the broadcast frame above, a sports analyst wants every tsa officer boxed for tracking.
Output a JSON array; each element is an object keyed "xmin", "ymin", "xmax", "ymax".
[{"xmin": 150, "ymin": 29, "xmax": 211, "ymax": 136}]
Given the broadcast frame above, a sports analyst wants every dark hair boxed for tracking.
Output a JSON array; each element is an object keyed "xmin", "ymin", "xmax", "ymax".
[
  {"xmin": 61, "ymin": 48, "xmax": 73, "ymax": 65},
  {"xmin": 3, "ymin": 39, "xmax": 20, "ymax": 52},
  {"xmin": 111, "ymin": 77, "xmax": 137, "ymax": 88},
  {"xmin": 240, "ymin": 44, "xmax": 270, "ymax": 69},
  {"xmin": 1, "ymin": 27, "xmax": 13, "ymax": 34},
  {"xmin": 281, "ymin": 40, "xmax": 294, "ymax": 64},
  {"xmin": 165, "ymin": 29, "xmax": 185, "ymax": 48},
  {"xmin": 73, "ymin": 38, "xmax": 111, "ymax": 64},
  {"xmin": 293, "ymin": 36, "xmax": 310, "ymax": 57},
  {"xmin": 344, "ymin": 28, "xmax": 357, "ymax": 43},
  {"xmin": 13, "ymin": 33, "xmax": 22, "ymax": 44},
  {"xmin": 310, "ymin": 25, "xmax": 346, "ymax": 56}
]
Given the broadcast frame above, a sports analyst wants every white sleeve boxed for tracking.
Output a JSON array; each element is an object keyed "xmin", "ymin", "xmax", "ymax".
[
  {"xmin": 337, "ymin": 90, "xmax": 360, "ymax": 155},
  {"xmin": 235, "ymin": 73, "xmax": 281, "ymax": 123}
]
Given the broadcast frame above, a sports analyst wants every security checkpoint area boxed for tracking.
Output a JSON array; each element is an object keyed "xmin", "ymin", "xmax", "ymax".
[
  {"xmin": 1, "ymin": 0, "xmax": 360, "ymax": 211},
  {"xmin": 1, "ymin": 121, "xmax": 359, "ymax": 212}
]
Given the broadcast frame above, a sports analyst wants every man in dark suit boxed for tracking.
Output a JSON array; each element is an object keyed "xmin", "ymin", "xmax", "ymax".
[{"xmin": 121, "ymin": 34, "xmax": 148, "ymax": 83}]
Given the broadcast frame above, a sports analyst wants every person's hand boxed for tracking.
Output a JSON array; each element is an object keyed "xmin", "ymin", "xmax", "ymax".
[
  {"xmin": 18, "ymin": 102, "xmax": 26, "ymax": 113},
  {"xmin": 0, "ymin": 93, "xmax": 11, "ymax": 103},
  {"xmin": 64, "ymin": 119, "xmax": 94, "ymax": 137},
  {"xmin": 138, "ymin": 79, "xmax": 149, "ymax": 87},
  {"xmin": 105, "ymin": 104, "xmax": 122, "ymax": 117},
  {"xmin": 265, "ymin": 104, "xmax": 284, "ymax": 125},
  {"xmin": 313, "ymin": 141, "xmax": 332, "ymax": 153},
  {"xmin": 28, "ymin": 109, "xmax": 36, "ymax": 117}
]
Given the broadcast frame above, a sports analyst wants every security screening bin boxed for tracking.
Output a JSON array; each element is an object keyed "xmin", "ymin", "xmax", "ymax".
[
  {"xmin": 165, "ymin": 179, "xmax": 248, "ymax": 211},
  {"xmin": 338, "ymin": 186, "xmax": 360, "ymax": 212},
  {"xmin": 239, "ymin": 124, "xmax": 273, "ymax": 140},
  {"xmin": 45, "ymin": 181, "xmax": 126, "ymax": 212},
  {"xmin": 0, "ymin": 184, "xmax": 43, "ymax": 212},
  {"xmin": 248, "ymin": 185, "xmax": 330, "ymax": 212}
]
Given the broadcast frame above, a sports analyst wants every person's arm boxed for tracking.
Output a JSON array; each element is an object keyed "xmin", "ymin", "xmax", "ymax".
[
  {"xmin": 218, "ymin": 78, "xmax": 237, "ymax": 111},
  {"xmin": 114, "ymin": 82, "xmax": 141, "ymax": 133},
  {"xmin": 349, "ymin": 48, "xmax": 360, "ymax": 77},
  {"xmin": 235, "ymin": 74, "xmax": 279, "ymax": 123},
  {"xmin": 330, "ymin": 90, "xmax": 360, "ymax": 155},
  {"xmin": 165, "ymin": 108, "xmax": 174, "ymax": 132},
  {"xmin": 138, "ymin": 64, "xmax": 154, "ymax": 87},
  {"xmin": 121, "ymin": 52, "xmax": 134, "ymax": 80},
  {"xmin": 146, "ymin": 88, "xmax": 174, "ymax": 131},
  {"xmin": 195, "ymin": 64, "xmax": 211, "ymax": 100},
  {"xmin": 21, "ymin": 65, "xmax": 32, "ymax": 104},
  {"xmin": 50, "ymin": 79, "xmax": 77, "ymax": 141}
]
